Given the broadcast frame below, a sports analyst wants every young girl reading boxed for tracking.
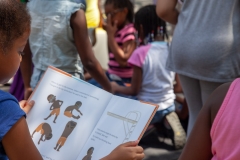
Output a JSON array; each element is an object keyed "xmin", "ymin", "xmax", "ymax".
[
  {"xmin": 0, "ymin": 1, "xmax": 144, "ymax": 160},
  {"xmin": 88, "ymin": 0, "xmax": 136, "ymax": 88},
  {"xmin": 111, "ymin": 5, "xmax": 186, "ymax": 149}
]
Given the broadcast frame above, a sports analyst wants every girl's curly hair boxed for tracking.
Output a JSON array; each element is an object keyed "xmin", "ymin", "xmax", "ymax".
[{"xmin": 0, "ymin": 0, "xmax": 31, "ymax": 53}]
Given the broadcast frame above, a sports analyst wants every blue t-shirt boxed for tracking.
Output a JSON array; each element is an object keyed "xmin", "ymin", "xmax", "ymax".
[{"xmin": 0, "ymin": 90, "xmax": 25, "ymax": 160}]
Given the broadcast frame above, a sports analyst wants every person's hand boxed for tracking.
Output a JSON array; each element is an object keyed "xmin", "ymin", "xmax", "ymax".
[
  {"xmin": 24, "ymin": 87, "xmax": 33, "ymax": 100},
  {"xmin": 110, "ymin": 81, "xmax": 119, "ymax": 94},
  {"xmin": 19, "ymin": 100, "xmax": 35, "ymax": 114},
  {"xmin": 104, "ymin": 15, "xmax": 118, "ymax": 37},
  {"xmin": 102, "ymin": 140, "xmax": 144, "ymax": 160}
]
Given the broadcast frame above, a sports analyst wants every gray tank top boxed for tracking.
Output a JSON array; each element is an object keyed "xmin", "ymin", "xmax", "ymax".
[{"xmin": 167, "ymin": 0, "xmax": 240, "ymax": 82}]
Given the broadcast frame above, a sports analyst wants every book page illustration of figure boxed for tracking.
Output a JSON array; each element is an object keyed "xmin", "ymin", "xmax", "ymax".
[
  {"xmin": 107, "ymin": 111, "xmax": 141, "ymax": 143},
  {"xmin": 44, "ymin": 94, "xmax": 64, "ymax": 123},
  {"xmin": 82, "ymin": 147, "xmax": 94, "ymax": 160},
  {"xmin": 64, "ymin": 101, "xmax": 83, "ymax": 119},
  {"xmin": 54, "ymin": 121, "xmax": 77, "ymax": 151},
  {"xmin": 31, "ymin": 123, "xmax": 53, "ymax": 145}
]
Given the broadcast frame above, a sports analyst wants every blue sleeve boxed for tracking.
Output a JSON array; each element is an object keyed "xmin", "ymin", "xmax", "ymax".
[{"xmin": 0, "ymin": 94, "xmax": 25, "ymax": 141}]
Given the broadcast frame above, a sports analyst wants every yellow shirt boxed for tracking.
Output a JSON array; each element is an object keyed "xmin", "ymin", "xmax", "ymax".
[{"xmin": 85, "ymin": 0, "xmax": 100, "ymax": 28}]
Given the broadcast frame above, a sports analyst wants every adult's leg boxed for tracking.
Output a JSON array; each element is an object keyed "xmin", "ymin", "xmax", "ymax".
[
  {"xmin": 200, "ymin": 80, "xmax": 224, "ymax": 105},
  {"xmin": 178, "ymin": 74, "xmax": 202, "ymax": 136}
]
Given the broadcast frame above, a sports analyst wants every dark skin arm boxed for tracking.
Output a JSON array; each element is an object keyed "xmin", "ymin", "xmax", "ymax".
[
  {"xmin": 174, "ymin": 74, "xmax": 182, "ymax": 93},
  {"xmin": 179, "ymin": 82, "xmax": 231, "ymax": 160},
  {"xmin": 111, "ymin": 66, "xmax": 142, "ymax": 95},
  {"xmin": 20, "ymin": 40, "xmax": 33, "ymax": 100},
  {"xmin": 174, "ymin": 74, "xmax": 184, "ymax": 103},
  {"xmin": 98, "ymin": 0, "xmax": 104, "ymax": 28},
  {"xmin": 70, "ymin": 9, "xmax": 112, "ymax": 92},
  {"xmin": 156, "ymin": 0, "xmax": 179, "ymax": 25},
  {"xmin": 106, "ymin": 15, "xmax": 136, "ymax": 67},
  {"xmin": 2, "ymin": 117, "xmax": 42, "ymax": 160}
]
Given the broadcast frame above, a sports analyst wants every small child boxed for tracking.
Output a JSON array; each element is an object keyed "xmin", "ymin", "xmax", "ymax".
[
  {"xmin": 179, "ymin": 80, "xmax": 240, "ymax": 159},
  {"xmin": 111, "ymin": 5, "xmax": 186, "ymax": 149},
  {"xmin": 21, "ymin": 0, "xmax": 111, "ymax": 100},
  {"xmin": 0, "ymin": 1, "xmax": 144, "ymax": 160},
  {"xmin": 88, "ymin": 0, "xmax": 136, "ymax": 88}
]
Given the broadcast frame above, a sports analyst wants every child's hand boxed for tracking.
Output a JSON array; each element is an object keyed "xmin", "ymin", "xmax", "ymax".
[
  {"xmin": 19, "ymin": 100, "xmax": 35, "ymax": 114},
  {"xmin": 102, "ymin": 140, "xmax": 144, "ymax": 160},
  {"xmin": 105, "ymin": 15, "xmax": 118, "ymax": 37},
  {"xmin": 110, "ymin": 81, "xmax": 119, "ymax": 94}
]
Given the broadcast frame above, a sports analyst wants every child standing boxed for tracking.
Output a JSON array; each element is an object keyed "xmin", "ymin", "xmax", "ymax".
[
  {"xmin": 21, "ymin": 0, "xmax": 112, "ymax": 100},
  {"xmin": 0, "ymin": 1, "xmax": 144, "ymax": 160},
  {"xmin": 111, "ymin": 5, "xmax": 186, "ymax": 149},
  {"xmin": 88, "ymin": 0, "xmax": 136, "ymax": 88}
]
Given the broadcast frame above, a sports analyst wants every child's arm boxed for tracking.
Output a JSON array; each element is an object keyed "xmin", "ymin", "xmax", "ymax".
[
  {"xmin": 97, "ymin": 0, "xmax": 104, "ymax": 28},
  {"xmin": 20, "ymin": 40, "xmax": 33, "ymax": 100},
  {"xmin": 111, "ymin": 66, "xmax": 142, "ymax": 95},
  {"xmin": 179, "ymin": 82, "xmax": 231, "ymax": 160},
  {"xmin": 105, "ymin": 16, "xmax": 136, "ymax": 67},
  {"xmin": 156, "ymin": 0, "xmax": 179, "ymax": 25},
  {"xmin": 100, "ymin": 141, "xmax": 144, "ymax": 160},
  {"xmin": 2, "ymin": 117, "xmax": 42, "ymax": 160},
  {"xmin": 174, "ymin": 74, "xmax": 182, "ymax": 93},
  {"xmin": 70, "ymin": 9, "xmax": 112, "ymax": 93}
]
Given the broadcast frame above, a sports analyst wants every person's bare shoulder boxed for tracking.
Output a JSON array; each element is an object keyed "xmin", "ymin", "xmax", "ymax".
[{"xmin": 205, "ymin": 82, "xmax": 232, "ymax": 125}]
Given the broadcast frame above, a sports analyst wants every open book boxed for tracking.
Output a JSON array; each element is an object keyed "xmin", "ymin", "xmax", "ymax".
[{"xmin": 27, "ymin": 66, "xmax": 158, "ymax": 160}]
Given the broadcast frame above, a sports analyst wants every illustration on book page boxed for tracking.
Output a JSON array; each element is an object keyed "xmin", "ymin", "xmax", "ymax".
[{"xmin": 107, "ymin": 111, "xmax": 141, "ymax": 143}]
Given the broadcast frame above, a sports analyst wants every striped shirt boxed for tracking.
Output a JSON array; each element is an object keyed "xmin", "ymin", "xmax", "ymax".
[{"xmin": 108, "ymin": 23, "xmax": 136, "ymax": 78}]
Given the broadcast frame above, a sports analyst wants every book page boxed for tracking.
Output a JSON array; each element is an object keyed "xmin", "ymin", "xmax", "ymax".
[
  {"xmin": 76, "ymin": 96, "xmax": 157, "ymax": 160},
  {"xmin": 26, "ymin": 67, "xmax": 113, "ymax": 160}
]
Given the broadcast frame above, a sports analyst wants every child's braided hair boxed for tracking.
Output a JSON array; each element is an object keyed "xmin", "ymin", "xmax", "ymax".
[{"xmin": 135, "ymin": 5, "xmax": 168, "ymax": 40}]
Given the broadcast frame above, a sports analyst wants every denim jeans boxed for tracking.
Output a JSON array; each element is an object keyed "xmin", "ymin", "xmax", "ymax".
[{"xmin": 150, "ymin": 104, "xmax": 175, "ymax": 124}]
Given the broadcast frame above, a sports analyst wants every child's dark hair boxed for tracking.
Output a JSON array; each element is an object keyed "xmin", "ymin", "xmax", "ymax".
[
  {"xmin": 105, "ymin": 0, "xmax": 134, "ymax": 23},
  {"xmin": 0, "ymin": 0, "xmax": 31, "ymax": 53},
  {"xmin": 135, "ymin": 5, "xmax": 168, "ymax": 41}
]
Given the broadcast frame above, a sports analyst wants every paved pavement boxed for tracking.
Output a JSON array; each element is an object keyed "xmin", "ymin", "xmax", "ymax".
[{"xmin": 141, "ymin": 130, "xmax": 182, "ymax": 160}]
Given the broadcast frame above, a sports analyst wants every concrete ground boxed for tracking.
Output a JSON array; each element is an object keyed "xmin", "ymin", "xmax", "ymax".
[{"xmin": 141, "ymin": 130, "xmax": 182, "ymax": 160}]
